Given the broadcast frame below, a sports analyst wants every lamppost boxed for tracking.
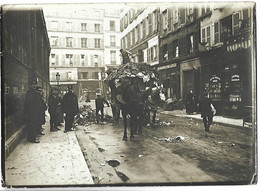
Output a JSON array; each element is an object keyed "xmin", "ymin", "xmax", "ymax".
[{"xmin": 56, "ymin": 72, "xmax": 60, "ymax": 88}]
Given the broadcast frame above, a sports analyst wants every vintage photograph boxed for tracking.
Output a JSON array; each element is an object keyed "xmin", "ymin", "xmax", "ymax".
[{"xmin": 1, "ymin": 1, "xmax": 257, "ymax": 188}]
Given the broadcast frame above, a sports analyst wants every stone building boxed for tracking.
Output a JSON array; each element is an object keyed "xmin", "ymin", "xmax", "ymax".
[{"xmin": 2, "ymin": 5, "xmax": 51, "ymax": 157}]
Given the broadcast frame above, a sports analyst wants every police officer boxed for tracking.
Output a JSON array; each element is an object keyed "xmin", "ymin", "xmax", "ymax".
[{"xmin": 62, "ymin": 85, "xmax": 79, "ymax": 133}]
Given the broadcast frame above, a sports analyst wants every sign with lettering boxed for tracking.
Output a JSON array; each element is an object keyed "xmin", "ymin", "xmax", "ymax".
[{"xmin": 158, "ymin": 63, "xmax": 177, "ymax": 71}]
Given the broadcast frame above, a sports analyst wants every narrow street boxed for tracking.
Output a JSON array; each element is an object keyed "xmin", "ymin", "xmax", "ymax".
[{"xmin": 75, "ymin": 101, "xmax": 255, "ymax": 185}]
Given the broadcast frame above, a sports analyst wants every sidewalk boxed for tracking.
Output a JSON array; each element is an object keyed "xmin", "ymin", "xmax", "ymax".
[
  {"xmin": 159, "ymin": 109, "xmax": 245, "ymax": 127},
  {"xmin": 4, "ymin": 115, "xmax": 94, "ymax": 187}
]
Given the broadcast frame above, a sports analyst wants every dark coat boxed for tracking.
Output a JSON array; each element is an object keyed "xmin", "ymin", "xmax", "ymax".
[
  {"xmin": 62, "ymin": 91, "xmax": 79, "ymax": 115},
  {"xmin": 199, "ymin": 97, "xmax": 214, "ymax": 118},
  {"xmin": 40, "ymin": 97, "xmax": 47, "ymax": 125},
  {"xmin": 95, "ymin": 96, "xmax": 109, "ymax": 109},
  {"xmin": 121, "ymin": 50, "xmax": 130, "ymax": 64},
  {"xmin": 48, "ymin": 94, "xmax": 59, "ymax": 115},
  {"xmin": 24, "ymin": 88, "xmax": 42, "ymax": 125}
]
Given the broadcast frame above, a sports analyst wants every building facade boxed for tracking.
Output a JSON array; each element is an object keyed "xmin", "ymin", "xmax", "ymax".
[
  {"xmin": 120, "ymin": 5, "xmax": 160, "ymax": 66},
  {"xmin": 120, "ymin": 2, "xmax": 255, "ymax": 118},
  {"xmin": 43, "ymin": 5, "xmax": 121, "ymax": 100},
  {"xmin": 2, "ymin": 5, "xmax": 51, "ymax": 157}
]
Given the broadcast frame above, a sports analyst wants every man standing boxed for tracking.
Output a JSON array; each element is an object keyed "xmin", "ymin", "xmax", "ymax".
[
  {"xmin": 36, "ymin": 86, "xmax": 47, "ymax": 136},
  {"xmin": 24, "ymin": 80, "xmax": 42, "ymax": 143},
  {"xmin": 186, "ymin": 90, "xmax": 196, "ymax": 114},
  {"xmin": 48, "ymin": 88, "xmax": 60, "ymax": 132},
  {"xmin": 120, "ymin": 49, "xmax": 131, "ymax": 65},
  {"xmin": 95, "ymin": 93, "xmax": 109, "ymax": 123},
  {"xmin": 199, "ymin": 92, "xmax": 216, "ymax": 132},
  {"xmin": 62, "ymin": 86, "xmax": 79, "ymax": 133}
]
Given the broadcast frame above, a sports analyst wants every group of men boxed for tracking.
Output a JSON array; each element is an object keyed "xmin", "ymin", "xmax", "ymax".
[{"xmin": 24, "ymin": 82, "xmax": 79, "ymax": 143}]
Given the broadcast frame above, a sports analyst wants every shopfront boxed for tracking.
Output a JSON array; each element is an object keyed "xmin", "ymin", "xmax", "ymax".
[
  {"xmin": 200, "ymin": 46, "xmax": 252, "ymax": 118},
  {"xmin": 158, "ymin": 62, "xmax": 180, "ymax": 100}
]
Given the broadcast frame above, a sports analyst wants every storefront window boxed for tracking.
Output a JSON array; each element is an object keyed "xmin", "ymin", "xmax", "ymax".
[{"xmin": 209, "ymin": 75, "xmax": 221, "ymax": 101}]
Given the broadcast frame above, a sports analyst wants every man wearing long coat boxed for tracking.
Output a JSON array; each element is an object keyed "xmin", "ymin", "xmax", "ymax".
[
  {"xmin": 24, "ymin": 83, "xmax": 42, "ymax": 143},
  {"xmin": 48, "ymin": 88, "xmax": 60, "ymax": 132},
  {"xmin": 62, "ymin": 86, "xmax": 79, "ymax": 133}
]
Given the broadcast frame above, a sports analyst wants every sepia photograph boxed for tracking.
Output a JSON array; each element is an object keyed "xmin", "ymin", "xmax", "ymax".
[{"xmin": 1, "ymin": 0, "xmax": 257, "ymax": 189}]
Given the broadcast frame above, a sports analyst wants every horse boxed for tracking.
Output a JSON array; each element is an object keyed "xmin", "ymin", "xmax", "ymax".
[{"xmin": 109, "ymin": 78, "xmax": 147, "ymax": 141}]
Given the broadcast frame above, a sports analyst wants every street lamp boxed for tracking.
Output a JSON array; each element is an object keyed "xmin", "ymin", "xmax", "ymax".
[{"xmin": 56, "ymin": 72, "xmax": 60, "ymax": 87}]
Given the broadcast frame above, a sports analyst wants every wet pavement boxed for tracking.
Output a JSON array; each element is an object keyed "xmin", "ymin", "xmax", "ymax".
[
  {"xmin": 4, "ymin": 100, "xmax": 253, "ymax": 187},
  {"xmin": 4, "ymin": 115, "xmax": 94, "ymax": 187}
]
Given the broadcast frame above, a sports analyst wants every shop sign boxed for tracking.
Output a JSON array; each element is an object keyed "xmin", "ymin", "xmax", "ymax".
[
  {"xmin": 158, "ymin": 63, "xmax": 177, "ymax": 71},
  {"xmin": 231, "ymin": 74, "xmax": 240, "ymax": 82},
  {"xmin": 210, "ymin": 76, "xmax": 221, "ymax": 83}
]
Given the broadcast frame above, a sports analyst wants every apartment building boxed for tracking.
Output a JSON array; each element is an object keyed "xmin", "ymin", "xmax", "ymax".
[
  {"xmin": 2, "ymin": 5, "xmax": 51, "ymax": 156},
  {"xmin": 43, "ymin": 5, "xmax": 121, "ymax": 99},
  {"xmin": 198, "ymin": 3, "xmax": 254, "ymax": 117},
  {"xmin": 120, "ymin": 5, "xmax": 160, "ymax": 65},
  {"xmin": 158, "ymin": 2, "xmax": 254, "ymax": 117}
]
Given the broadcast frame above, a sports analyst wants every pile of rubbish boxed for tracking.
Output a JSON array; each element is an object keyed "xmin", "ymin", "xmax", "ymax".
[
  {"xmin": 105, "ymin": 62, "xmax": 164, "ymax": 109},
  {"xmin": 74, "ymin": 105, "xmax": 113, "ymax": 126}
]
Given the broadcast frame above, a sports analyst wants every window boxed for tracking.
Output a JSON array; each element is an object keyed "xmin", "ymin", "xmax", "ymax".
[
  {"xmin": 51, "ymin": 54, "xmax": 55, "ymax": 66},
  {"xmin": 81, "ymin": 23, "xmax": 87, "ymax": 31},
  {"xmin": 214, "ymin": 22, "xmax": 220, "ymax": 44},
  {"xmin": 206, "ymin": 26, "xmax": 211, "ymax": 45},
  {"xmin": 179, "ymin": 8, "xmax": 186, "ymax": 24},
  {"xmin": 137, "ymin": 25, "xmax": 140, "ymax": 42},
  {"xmin": 202, "ymin": 26, "xmax": 210, "ymax": 45},
  {"xmin": 163, "ymin": 44, "xmax": 168, "ymax": 61},
  {"xmin": 220, "ymin": 15, "xmax": 232, "ymax": 41},
  {"xmin": 94, "ymin": 38, "xmax": 101, "ymax": 48},
  {"xmin": 233, "ymin": 12, "xmax": 240, "ymax": 35},
  {"xmin": 66, "ymin": 22, "xmax": 72, "ymax": 32},
  {"xmin": 50, "ymin": 21, "xmax": 58, "ymax": 30},
  {"xmin": 110, "ymin": 21, "xmax": 115, "ymax": 31},
  {"xmin": 140, "ymin": 23, "xmax": 143, "ymax": 40},
  {"xmin": 172, "ymin": 40, "xmax": 178, "ymax": 58},
  {"xmin": 81, "ymin": 54, "xmax": 85, "ymax": 66},
  {"xmin": 82, "ymin": 72, "xmax": 88, "ymax": 79},
  {"xmin": 132, "ymin": 29, "xmax": 135, "ymax": 44},
  {"xmin": 50, "ymin": 36, "xmax": 58, "ymax": 47},
  {"xmin": 110, "ymin": 50, "xmax": 116, "ymax": 65},
  {"xmin": 81, "ymin": 38, "xmax": 87, "ymax": 48},
  {"xmin": 189, "ymin": 35, "xmax": 194, "ymax": 53},
  {"xmin": 93, "ymin": 72, "xmax": 99, "ymax": 79},
  {"xmin": 202, "ymin": 5, "xmax": 210, "ymax": 15},
  {"xmin": 65, "ymin": 54, "xmax": 73, "ymax": 66},
  {"xmin": 94, "ymin": 55, "xmax": 98, "ymax": 66},
  {"xmin": 143, "ymin": 20, "xmax": 146, "ymax": 39},
  {"xmin": 66, "ymin": 37, "xmax": 73, "ymax": 47},
  {"xmin": 67, "ymin": 72, "xmax": 72, "ymax": 80},
  {"xmin": 95, "ymin": 24, "xmax": 100, "ymax": 32},
  {"xmin": 110, "ymin": 35, "xmax": 116, "ymax": 46}
]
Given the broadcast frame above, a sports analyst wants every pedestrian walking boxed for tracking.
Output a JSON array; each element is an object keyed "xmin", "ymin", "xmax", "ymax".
[
  {"xmin": 24, "ymin": 80, "xmax": 42, "ymax": 143},
  {"xmin": 95, "ymin": 93, "xmax": 109, "ymax": 123},
  {"xmin": 48, "ymin": 88, "xmax": 61, "ymax": 132},
  {"xmin": 186, "ymin": 90, "xmax": 197, "ymax": 114},
  {"xmin": 199, "ymin": 92, "xmax": 216, "ymax": 132},
  {"xmin": 62, "ymin": 85, "xmax": 79, "ymax": 133},
  {"xmin": 36, "ymin": 86, "xmax": 47, "ymax": 136}
]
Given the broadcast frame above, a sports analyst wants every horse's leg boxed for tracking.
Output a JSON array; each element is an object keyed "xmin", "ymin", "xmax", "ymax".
[
  {"xmin": 129, "ymin": 116, "xmax": 135, "ymax": 141},
  {"xmin": 152, "ymin": 110, "xmax": 157, "ymax": 124},
  {"xmin": 122, "ymin": 110, "xmax": 128, "ymax": 141}
]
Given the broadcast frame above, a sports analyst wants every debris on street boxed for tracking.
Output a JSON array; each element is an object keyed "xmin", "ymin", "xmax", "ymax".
[
  {"xmin": 159, "ymin": 137, "xmax": 173, "ymax": 143},
  {"xmin": 176, "ymin": 136, "xmax": 185, "ymax": 141}
]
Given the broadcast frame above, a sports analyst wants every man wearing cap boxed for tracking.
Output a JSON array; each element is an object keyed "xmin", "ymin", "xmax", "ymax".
[
  {"xmin": 95, "ymin": 93, "xmax": 109, "ymax": 123},
  {"xmin": 62, "ymin": 85, "xmax": 79, "ymax": 133},
  {"xmin": 48, "ymin": 88, "xmax": 61, "ymax": 132},
  {"xmin": 24, "ymin": 80, "xmax": 42, "ymax": 143}
]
